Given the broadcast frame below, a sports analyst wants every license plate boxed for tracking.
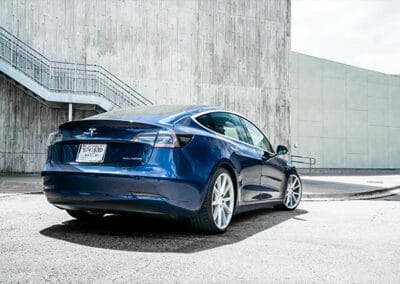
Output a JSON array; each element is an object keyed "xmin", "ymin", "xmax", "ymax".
[{"xmin": 76, "ymin": 144, "xmax": 107, "ymax": 163}]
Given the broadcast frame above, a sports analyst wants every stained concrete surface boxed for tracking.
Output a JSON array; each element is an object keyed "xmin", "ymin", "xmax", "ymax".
[
  {"xmin": 0, "ymin": 0, "xmax": 291, "ymax": 173},
  {"xmin": 302, "ymin": 179, "xmax": 380, "ymax": 195},
  {"xmin": 0, "ymin": 194, "xmax": 399, "ymax": 283},
  {"xmin": 0, "ymin": 175, "xmax": 42, "ymax": 194},
  {"xmin": 291, "ymin": 52, "xmax": 400, "ymax": 169},
  {"xmin": 300, "ymin": 175, "xmax": 400, "ymax": 199}
]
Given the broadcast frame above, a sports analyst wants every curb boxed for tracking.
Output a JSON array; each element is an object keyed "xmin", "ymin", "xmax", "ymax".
[
  {"xmin": 2, "ymin": 182, "xmax": 399, "ymax": 201},
  {"xmin": 303, "ymin": 186, "xmax": 400, "ymax": 201},
  {"xmin": 0, "ymin": 191, "xmax": 43, "ymax": 198},
  {"xmin": 25, "ymin": 191, "xmax": 43, "ymax": 195}
]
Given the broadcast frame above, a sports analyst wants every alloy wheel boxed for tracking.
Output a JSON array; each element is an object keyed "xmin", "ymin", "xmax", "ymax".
[
  {"xmin": 211, "ymin": 172, "xmax": 235, "ymax": 230},
  {"xmin": 284, "ymin": 174, "xmax": 302, "ymax": 209}
]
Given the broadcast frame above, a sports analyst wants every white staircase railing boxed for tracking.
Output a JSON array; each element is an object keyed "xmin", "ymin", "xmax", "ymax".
[{"xmin": 0, "ymin": 26, "xmax": 152, "ymax": 111}]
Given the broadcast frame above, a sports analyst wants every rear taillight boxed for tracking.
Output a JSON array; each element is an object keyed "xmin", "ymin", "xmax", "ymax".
[
  {"xmin": 154, "ymin": 131, "xmax": 179, "ymax": 148},
  {"xmin": 47, "ymin": 131, "xmax": 63, "ymax": 146},
  {"xmin": 131, "ymin": 132, "xmax": 158, "ymax": 145},
  {"xmin": 132, "ymin": 131, "xmax": 192, "ymax": 148}
]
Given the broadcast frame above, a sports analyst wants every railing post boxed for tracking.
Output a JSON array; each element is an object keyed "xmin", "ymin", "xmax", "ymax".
[
  {"xmin": 24, "ymin": 44, "xmax": 27, "ymax": 75},
  {"xmin": 48, "ymin": 62, "xmax": 52, "ymax": 89},
  {"xmin": 68, "ymin": 103, "xmax": 73, "ymax": 121},
  {"xmin": 74, "ymin": 64, "xmax": 77, "ymax": 94},
  {"xmin": 10, "ymin": 39, "xmax": 14, "ymax": 66},
  {"xmin": 97, "ymin": 70, "xmax": 100, "ymax": 95}
]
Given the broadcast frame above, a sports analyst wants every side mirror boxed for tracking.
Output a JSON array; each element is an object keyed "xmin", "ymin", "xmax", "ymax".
[{"xmin": 276, "ymin": 145, "xmax": 288, "ymax": 155}]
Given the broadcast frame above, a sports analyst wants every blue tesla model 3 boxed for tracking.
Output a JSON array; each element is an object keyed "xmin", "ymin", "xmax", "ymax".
[{"xmin": 43, "ymin": 105, "xmax": 302, "ymax": 233}]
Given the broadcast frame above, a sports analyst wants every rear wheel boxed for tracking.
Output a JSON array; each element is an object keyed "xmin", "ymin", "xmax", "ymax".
[
  {"xmin": 66, "ymin": 210, "xmax": 105, "ymax": 221},
  {"xmin": 279, "ymin": 174, "xmax": 302, "ymax": 210},
  {"xmin": 190, "ymin": 168, "xmax": 235, "ymax": 234}
]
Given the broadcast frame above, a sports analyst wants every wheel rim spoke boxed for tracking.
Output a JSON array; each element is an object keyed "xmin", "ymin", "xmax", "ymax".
[
  {"xmin": 212, "ymin": 173, "xmax": 234, "ymax": 230},
  {"xmin": 224, "ymin": 185, "xmax": 232, "ymax": 197},
  {"xmin": 214, "ymin": 185, "xmax": 220, "ymax": 196},
  {"xmin": 223, "ymin": 203, "xmax": 232, "ymax": 214},
  {"xmin": 221, "ymin": 207, "xmax": 226, "ymax": 225},
  {"xmin": 213, "ymin": 206, "xmax": 219, "ymax": 220},
  {"xmin": 220, "ymin": 206, "xmax": 225, "ymax": 226},
  {"xmin": 284, "ymin": 175, "xmax": 302, "ymax": 209},
  {"xmin": 218, "ymin": 176, "xmax": 223, "ymax": 190},
  {"xmin": 221, "ymin": 176, "xmax": 228, "ymax": 196},
  {"xmin": 217, "ymin": 206, "xmax": 222, "ymax": 227}
]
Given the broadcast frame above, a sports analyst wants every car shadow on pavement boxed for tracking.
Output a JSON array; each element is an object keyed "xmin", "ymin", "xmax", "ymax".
[{"xmin": 40, "ymin": 208, "xmax": 308, "ymax": 253}]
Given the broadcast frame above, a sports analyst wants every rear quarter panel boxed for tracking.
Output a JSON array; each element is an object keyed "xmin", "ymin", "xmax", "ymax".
[{"xmin": 172, "ymin": 119, "xmax": 261, "ymax": 206}]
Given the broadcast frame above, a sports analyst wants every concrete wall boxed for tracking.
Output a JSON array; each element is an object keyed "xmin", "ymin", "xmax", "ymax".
[
  {"xmin": 0, "ymin": 0, "xmax": 291, "ymax": 151},
  {"xmin": 291, "ymin": 52, "xmax": 400, "ymax": 169},
  {"xmin": 0, "ymin": 76, "xmax": 97, "ymax": 173}
]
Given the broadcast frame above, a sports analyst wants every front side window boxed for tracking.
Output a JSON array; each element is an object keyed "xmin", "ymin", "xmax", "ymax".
[
  {"xmin": 196, "ymin": 112, "xmax": 248, "ymax": 143},
  {"xmin": 241, "ymin": 118, "xmax": 273, "ymax": 153}
]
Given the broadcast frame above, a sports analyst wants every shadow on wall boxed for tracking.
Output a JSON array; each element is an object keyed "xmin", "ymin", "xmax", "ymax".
[{"xmin": 40, "ymin": 208, "xmax": 308, "ymax": 253}]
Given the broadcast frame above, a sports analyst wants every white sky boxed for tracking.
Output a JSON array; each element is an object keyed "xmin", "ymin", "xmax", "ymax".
[{"xmin": 291, "ymin": 0, "xmax": 400, "ymax": 74}]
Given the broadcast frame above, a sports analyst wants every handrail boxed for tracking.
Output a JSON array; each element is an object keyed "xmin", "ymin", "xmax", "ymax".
[
  {"xmin": 0, "ymin": 25, "xmax": 152, "ymax": 110},
  {"xmin": 291, "ymin": 155, "xmax": 316, "ymax": 173}
]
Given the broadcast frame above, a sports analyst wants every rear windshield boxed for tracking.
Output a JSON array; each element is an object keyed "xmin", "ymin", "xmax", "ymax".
[{"xmin": 94, "ymin": 105, "xmax": 198, "ymax": 117}]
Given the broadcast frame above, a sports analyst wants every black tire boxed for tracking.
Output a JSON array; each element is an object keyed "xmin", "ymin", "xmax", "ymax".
[
  {"xmin": 66, "ymin": 209, "xmax": 105, "ymax": 221},
  {"xmin": 190, "ymin": 168, "xmax": 236, "ymax": 234},
  {"xmin": 276, "ymin": 174, "xmax": 302, "ymax": 211}
]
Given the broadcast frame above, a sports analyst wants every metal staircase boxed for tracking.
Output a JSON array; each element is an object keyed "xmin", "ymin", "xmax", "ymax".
[{"xmin": 0, "ymin": 26, "xmax": 152, "ymax": 111}]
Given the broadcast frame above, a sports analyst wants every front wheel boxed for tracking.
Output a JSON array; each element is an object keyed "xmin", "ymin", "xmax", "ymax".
[
  {"xmin": 190, "ymin": 168, "xmax": 236, "ymax": 234},
  {"xmin": 280, "ymin": 174, "xmax": 302, "ymax": 210}
]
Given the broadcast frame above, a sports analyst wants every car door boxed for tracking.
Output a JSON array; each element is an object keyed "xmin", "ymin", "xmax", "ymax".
[
  {"xmin": 240, "ymin": 118, "xmax": 286, "ymax": 200},
  {"xmin": 196, "ymin": 112, "xmax": 262, "ymax": 204}
]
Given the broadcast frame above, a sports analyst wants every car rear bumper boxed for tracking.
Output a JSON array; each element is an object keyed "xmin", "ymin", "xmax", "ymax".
[{"xmin": 42, "ymin": 171, "xmax": 204, "ymax": 217}]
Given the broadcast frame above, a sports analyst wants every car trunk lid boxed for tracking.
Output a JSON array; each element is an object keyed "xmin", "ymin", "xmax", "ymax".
[{"xmin": 49, "ymin": 120, "xmax": 160, "ymax": 167}]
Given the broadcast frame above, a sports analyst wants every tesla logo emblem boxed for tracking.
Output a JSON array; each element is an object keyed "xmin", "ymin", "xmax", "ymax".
[{"xmin": 88, "ymin": 128, "xmax": 96, "ymax": 136}]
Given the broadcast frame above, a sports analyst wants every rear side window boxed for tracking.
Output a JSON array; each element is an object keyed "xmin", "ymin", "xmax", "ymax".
[
  {"xmin": 241, "ymin": 118, "xmax": 273, "ymax": 153},
  {"xmin": 196, "ymin": 112, "xmax": 248, "ymax": 143}
]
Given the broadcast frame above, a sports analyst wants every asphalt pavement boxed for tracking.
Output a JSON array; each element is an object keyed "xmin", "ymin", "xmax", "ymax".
[
  {"xmin": 1, "ymin": 173, "xmax": 400, "ymax": 283},
  {"xmin": 1, "ymin": 193, "xmax": 399, "ymax": 283}
]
